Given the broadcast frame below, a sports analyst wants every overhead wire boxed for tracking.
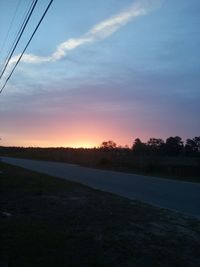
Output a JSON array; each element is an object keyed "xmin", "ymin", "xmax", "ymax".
[
  {"xmin": 0, "ymin": 0, "xmax": 54, "ymax": 94},
  {"xmin": 0, "ymin": 0, "xmax": 34, "ymax": 71},
  {"xmin": 0, "ymin": 0, "xmax": 22, "ymax": 57},
  {"xmin": 0, "ymin": 0, "xmax": 38, "ymax": 81}
]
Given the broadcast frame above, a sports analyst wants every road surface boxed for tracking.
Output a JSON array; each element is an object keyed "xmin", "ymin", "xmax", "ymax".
[{"xmin": 2, "ymin": 157, "xmax": 200, "ymax": 217}]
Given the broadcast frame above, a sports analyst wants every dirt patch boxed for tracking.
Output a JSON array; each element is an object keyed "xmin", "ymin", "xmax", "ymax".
[{"xmin": 0, "ymin": 162, "xmax": 200, "ymax": 267}]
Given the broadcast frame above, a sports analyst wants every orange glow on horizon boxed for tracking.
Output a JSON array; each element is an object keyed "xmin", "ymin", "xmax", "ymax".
[
  {"xmin": 64, "ymin": 142, "xmax": 97, "ymax": 148},
  {"xmin": 1, "ymin": 116, "xmax": 151, "ymax": 148}
]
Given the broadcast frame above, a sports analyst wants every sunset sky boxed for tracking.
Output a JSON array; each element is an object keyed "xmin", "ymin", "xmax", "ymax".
[{"xmin": 0, "ymin": 0, "xmax": 199, "ymax": 148}]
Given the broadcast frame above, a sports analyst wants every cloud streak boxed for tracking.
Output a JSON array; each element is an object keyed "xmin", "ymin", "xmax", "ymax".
[{"xmin": 10, "ymin": 0, "xmax": 162, "ymax": 65}]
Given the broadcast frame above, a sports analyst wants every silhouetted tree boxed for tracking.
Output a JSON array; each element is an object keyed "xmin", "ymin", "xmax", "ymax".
[
  {"xmin": 132, "ymin": 138, "xmax": 147, "ymax": 154},
  {"xmin": 185, "ymin": 138, "xmax": 196, "ymax": 155},
  {"xmin": 165, "ymin": 136, "xmax": 183, "ymax": 156},
  {"xmin": 185, "ymin": 136, "xmax": 200, "ymax": 155},
  {"xmin": 100, "ymin": 140, "xmax": 117, "ymax": 150},
  {"xmin": 193, "ymin": 137, "xmax": 200, "ymax": 153},
  {"xmin": 147, "ymin": 138, "xmax": 164, "ymax": 154}
]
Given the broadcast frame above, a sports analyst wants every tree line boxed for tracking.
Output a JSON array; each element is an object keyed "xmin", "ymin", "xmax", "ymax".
[
  {"xmin": 0, "ymin": 136, "xmax": 200, "ymax": 179},
  {"xmin": 100, "ymin": 136, "xmax": 200, "ymax": 157}
]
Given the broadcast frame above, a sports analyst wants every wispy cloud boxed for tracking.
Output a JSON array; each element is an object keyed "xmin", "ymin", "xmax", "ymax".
[{"xmin": 9, "ymin": 0, "xmax": 162, "ymax": 65}]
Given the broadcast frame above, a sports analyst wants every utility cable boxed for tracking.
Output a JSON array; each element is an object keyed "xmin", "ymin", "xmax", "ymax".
[
  {"xmin": 0, "ymin": 0, "xmax": 53, "ymax": 94},
  {"xmin": 0, "ymin": 0, "xmax": 22, "ymax": 56},
  {"xmin": 0, "ymin": 0, "xmax": 38, "ymax": 80},
  {"xmin": 0, "ymin": 0, "xmax": 34, "ymax": 71}
]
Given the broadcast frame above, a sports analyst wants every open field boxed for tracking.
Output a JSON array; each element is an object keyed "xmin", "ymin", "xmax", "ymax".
[
  {"xmin": 1, "ymin": 147, "xmax": 200, "ymax": 182},
  {"xmin": 1, "ymin": 162, "xmax": 200, "ymax": 267}
]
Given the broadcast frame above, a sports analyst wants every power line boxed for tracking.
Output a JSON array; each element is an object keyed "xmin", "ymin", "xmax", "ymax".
[
  {"xmin": 0, "ymin": 0, "xmax": 22, "ymax": 57},
  {"xmin": 0, "ymin": 0, "xmax": 38, "ymax": 81},
  {"xmin": 0, "ymin": 0, "xmax": 37, "ymax": 80},
  {"xmin": 0, "ymin": 0, "xmax": 54, "ymax": 94},
  {"xmin": 0, "ymin": 0, "xmax": 34, "ymax": 70}
]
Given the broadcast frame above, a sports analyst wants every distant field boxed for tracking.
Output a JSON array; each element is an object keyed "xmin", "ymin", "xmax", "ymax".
[
  {"xmin": 1, "ymin": 161, "xmax": 200, "ymax": 267},
  {"xmin": 1, "ymin": 147, "xmax": 200, "ymax": 182}
]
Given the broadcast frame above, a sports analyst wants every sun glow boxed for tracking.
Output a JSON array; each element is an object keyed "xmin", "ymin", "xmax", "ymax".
[{"xmin": 64, "ymin": 141, "xmax": 97, "ymax": 148}]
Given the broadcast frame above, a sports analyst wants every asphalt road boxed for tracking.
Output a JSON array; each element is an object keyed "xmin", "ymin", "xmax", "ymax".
[{"xmin": 2, "ymin": 157, "xmax": 200, "ymax": 217}]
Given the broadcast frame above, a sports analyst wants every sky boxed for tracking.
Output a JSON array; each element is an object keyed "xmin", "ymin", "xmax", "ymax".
[{"xmin": 0, "ymin": 0, "xmax": 199, "ymax": 148}]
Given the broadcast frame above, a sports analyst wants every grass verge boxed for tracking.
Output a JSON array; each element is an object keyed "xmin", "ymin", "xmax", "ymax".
[{"xmin": 0, "ymin": 162, "xmax": 200, "ymax": 267}]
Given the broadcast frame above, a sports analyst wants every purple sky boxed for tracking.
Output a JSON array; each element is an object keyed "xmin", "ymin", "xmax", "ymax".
[{"xmin": 0, "ymin": 0, "xmax": 199, "ymax": 147}]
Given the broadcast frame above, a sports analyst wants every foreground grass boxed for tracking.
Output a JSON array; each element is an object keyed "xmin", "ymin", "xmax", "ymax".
[{"xmin": 0, "ymin": 162, "xmax": 200, "ymax": 267}]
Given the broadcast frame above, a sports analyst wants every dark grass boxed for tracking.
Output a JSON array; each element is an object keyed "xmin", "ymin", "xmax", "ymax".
[{"xmin": 1, "ymin": 162, "xmax": 200, "ymax": 267}]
